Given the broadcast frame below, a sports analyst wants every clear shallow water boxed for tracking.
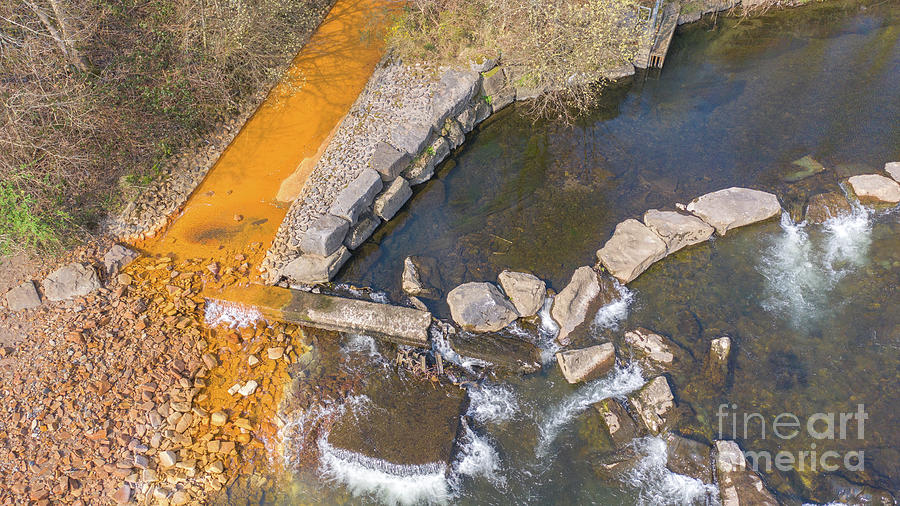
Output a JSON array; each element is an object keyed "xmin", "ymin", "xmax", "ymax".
[{"xmin": 227, "ymin": 1, "xmax": 900, "ymax": 504}]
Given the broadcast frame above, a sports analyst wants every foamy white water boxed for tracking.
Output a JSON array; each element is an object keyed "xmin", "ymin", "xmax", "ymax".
[
  {"xmin": 319, "ymin": 439, "xmax": 450, "ymax": 506},
  {"xmin": 467, "ymin": 382, "xmax": 520, "ymax": 424},
  {"xmin": 537, "ymin": 296, "xmax": 561, "ymax": 364},
  {"xmin": 452, "ymin": 420, "xmax": 506, "ymax": 489},
  {"xmin": 536, "ymin": 363, "xmax": 645, "ymax": 456},
  {"xmin": 430, "ymin": 325, "xmax": 489, "ymax": 373},
  {"xmin": 342, "ymin": 334, "xmax": 387, "ymax": 365},
  {"xmin": 203, "ymin": 300, "xmax": 264, "ymax": 328},
  {"xmin": 759, "ymin": 209, "xmax": 873, "ymax": 324},
  {"xmin": 624, "ymin": 437, "xmax": 719, "ymax": 506},
  {"xmin": 591, "ymin": 281, "xmax": 634, "ymax": 331}
]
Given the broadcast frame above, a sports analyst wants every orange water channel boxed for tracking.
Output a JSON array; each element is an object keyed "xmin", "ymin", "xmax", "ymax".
[{"xmin": 136, "ymin": 0, "xmax": 392, "ymax": 269}]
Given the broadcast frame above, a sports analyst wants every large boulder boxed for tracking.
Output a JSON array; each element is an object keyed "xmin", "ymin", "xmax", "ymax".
[
  {"xmin": 886, "ymin": 162, "xmax": 900, "ymax": 183},
  {"xmin": 498, "ymin": 270, "xmax": 545, "ymax": 317},
  {"xmin": 370, "ymin": 141, "xmax": 411, "ymax": 181},
  {"xmin": 401, "ymin": 256, "xmax": 442, "ymax": 299},
  {"xmin": 42, "ymin": 263, "xmax": 101, "ymax": 301},
  {"xmin": 300, "ymin": 214, "xmax": 349, "ymax": 257},
  {"xmin": 714, "ymin": 440, "xmax": 778, "ymax": 506},
  {"xmin": 596, "ymin": 219, "xmax": 667, "ymax": 284},
  {"xmin": 373, "ymin": 177, "xmax": 412, "ymax": 221},
  {"xmin": 686, "ymin": 187, "xmax": 782, "ymax": 236},
  {"xmin": 102, "ymin": 244, "xmax": 139, "ymax": 278},
  {"xmin": 343, "ymin": 213, "xmax": 381, "ymax": 250},
  {"xmin": 551, "ymin": 266, "xmax": 601, "ymax": 345},
  {"xmin": 623, "ymin": 328, "xmax": 691, "ymax": 374},
  {"xmin": 847, "ymin": 174, "xmax": 900, "ymax": 204},
  {"xmin": 555, "ymin": 343, "xmax": 616, "ymax": 384},
  {"xmin": 643, "ymin": 210, "xmax": 714, "ymax": 254},
  {"xmin": 5, "ymin": 281, "xmax": 41, "ymax": 311},
  {"xmin": 447, "ymin": 282, "xmax": 518, "ymax": 333},
  {"xmin": 629, "ymin": 376, "xmax": 676, "ymax": 435},
  {"xmin": 329, "ymin": 169, "xmax": 383, "ymax": 225},
  {"xmin": 665, "ymin": 433, "xmax": 713, "ymax": 484},
  {"xmin": 430, "ymin": 69, "xmax": 480, "ymax": 126},
  {"xmin": 390, "ymin": 122, "xmax": 432, "ymax": 155},
  {"xmin": 282, "ymin": 247, "xmax": 351, "ymax": 284},
  {"xmin": 804, "ymin": 192, "xmax": 852, "ymax": 224},
  {"xmin": 594, "ymin": 399, "xmax": 643, "ymax": 448},
  {"xmin": 403, "ymin": 136, "xmax": 450, "ymax": 185}
]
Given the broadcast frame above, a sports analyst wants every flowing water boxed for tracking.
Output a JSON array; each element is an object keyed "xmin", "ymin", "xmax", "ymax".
[{"xmin": 234, "ymin": 0, "xmax": 900, "ymax": 504}]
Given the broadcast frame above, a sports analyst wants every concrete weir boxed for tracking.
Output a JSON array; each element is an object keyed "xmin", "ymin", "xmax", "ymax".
[{"xmin": 208, "ymin": 285, "xmax": 431, "ymax": 347}]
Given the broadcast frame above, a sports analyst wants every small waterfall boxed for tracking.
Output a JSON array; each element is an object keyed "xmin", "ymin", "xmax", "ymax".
[
  {"xmin": 536, "ymin": 363, "xmax": 645, "ymax": 456},
  {"xmin": 759, "ymin": 208, "xmax": 873, "ymax": 325},
  {"xmin": 466, "ymin": 382, "xmax": 520, "ymax": 424},
  {"xmin": 429, "ymin": 324, "xmax": 490, "ymax": 373},
  {"xmin": 624, "ymin": 437, "xmax": 719, "ymax": 506},
  {"xmin": 341, "ymin": 334, "xmax": 388, "ymax": 365},
  {"xmin": 451, "ymin": 419, "xmax": 507, "ymax": 489},
  {"xmin": 318, "ymin": 439, "xmax": 451, "ymax": 506},
  {"xmin": 203, "ymin": 299, "xmax": 264, "ymax": 328},
  {"xmin": 537, "ymin": 296, "xmax": 561, "ymax": 364},
  {"xmin": 591, "ymin": 280, "xmax": 635, "ymax": 331}
]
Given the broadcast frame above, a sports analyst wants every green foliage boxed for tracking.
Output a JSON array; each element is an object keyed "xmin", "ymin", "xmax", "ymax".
[{"xmin": 0, "ymin": 175, "xmax": 70, "ymax": 255}]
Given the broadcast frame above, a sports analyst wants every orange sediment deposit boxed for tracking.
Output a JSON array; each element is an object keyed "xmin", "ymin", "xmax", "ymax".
[{"xmin": 133, "ymin": 0, "xmax": 393, "ymax": 267}]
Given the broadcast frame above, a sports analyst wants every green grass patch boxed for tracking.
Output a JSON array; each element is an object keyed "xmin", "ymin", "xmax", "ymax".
[{"xmin": 0, "ymin": 179, "xmax": 70, "ymax": 255}]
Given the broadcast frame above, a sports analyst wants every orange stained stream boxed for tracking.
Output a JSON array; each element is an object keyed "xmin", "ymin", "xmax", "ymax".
[{"xmin": 137, "ymin": 0, "xmax": 394, "ymax": 267}]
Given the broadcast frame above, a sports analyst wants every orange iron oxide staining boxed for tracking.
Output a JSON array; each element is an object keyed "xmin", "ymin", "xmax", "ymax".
[{"xmin": 138, "ymin": 0, "xmax": 394, "ymax": 272}]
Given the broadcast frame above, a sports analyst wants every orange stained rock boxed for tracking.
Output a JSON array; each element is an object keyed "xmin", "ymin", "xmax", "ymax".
[{"xmin": 139, "ymin": 0, "xmax": 393, "ymax": 267}]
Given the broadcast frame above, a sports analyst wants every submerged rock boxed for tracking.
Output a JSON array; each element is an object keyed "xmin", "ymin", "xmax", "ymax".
[
  {"xmin": 448, "ymin": 331, "xmax": 541, "ymax": 373},
  {"xmin": 498, "ymin": 270, "xmax": 545, "ymax": 317},
  {"xmin": 42, "ymin": 263, "xmax": 101, "ymax": 301},
  {"xmin": 809, "ymin": 473, "xmax": 896, "ymax": 506},
  {"xmin": 596, "ymin": 219, "xmax": 667, "ymax": 284},
  {"xmin": 629, "ymin": 376, "xmax": 676, "ymax": 435},
  {"xmin": 847, "ymin": 174, "xmax": 900, "ymax": 204},
  {"xmin": 555, "ymin": 343, "xmax": 616, "ymax": 384},
  {"xmin": 643, "ymin": 209, "xmax": 714, "ymax": 254},
  {"xmin": 714, "ymin": 440, "xmax": 778, "ymax": 506},
  {"xmin": 784, "ymin": 155, "xmax": 826, "ymax": 182},
  {"xmin": 686, "ymin": 187, "xmax": 781, "ymax": 236},
  {"xmin": 665, "ymin": 433, "xmax": 713, "ymax": 484},
  {"xmin": 706, "ymin": 336, "xmax": 732, "ymax": 388},
  {"xmin": 5, "ymin": 281, "xmax": 42, "ymax": 311},
  {"xmin": 327, "ymin": 375, "xmax": 468, "ymax": 467},
  {"xmin": 447, "ymin": 282, "xmax": 518, "ymax": 333},
  {"xmin": 551, "ymin": 266, "xmax": 601, "ymax": 345},
  {"xmin": 623, "ymin": 328, "xmax": 691, "ymax": 374},
  {"xmin": 401, "ymin": 256, "xmax": 442, "ymax": 299},
  {"xmin": 594, "ymin": 398, "xmax": 643, "ymax": 449},
  {"xmin": 804, "ymin": 191, "xmax": 852, "ymax": 224}
]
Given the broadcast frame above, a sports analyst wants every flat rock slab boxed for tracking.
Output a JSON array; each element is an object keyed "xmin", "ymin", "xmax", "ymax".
[
  {"xmin": 430, "ymin": 69, "xmax": 480, "ymax": 126},
  {"xmin": 594, "ymin": 399, "xmax": 642, "ymax": 449},
  {"xmin": 402, "ymin": 256, "xmax": 442, "ymax": 299},
  {"xmin": 329, "ymin": 169, "xmax": 383, "ymax": 225},
  {"xmin": 847, "ymin": 174, "xmax": 900, "ymax": 204},
  {"xmin": 371, "ymin": 141, "xmax": 411, "ymax": 181},
  {"xmin": 448, "ymin": 331, "xmax": 541, "ymax": 373},
  {"xmin": 210, "ymin": 285, "xmax": 432, "ymax": 347},
  {"xmin": 886, "ymin": 162, "xmax": 900, "ymax": 183},
  {"xmin": 103, "ymin": 245, "xmax": 139, "ymax": 277},
  {"xmin": 597, "ymin": 219, "xmax": 667, "ymax": 284},
  {"xmin": 6, "ymin": 281, "xmax": 42, "ymax": 311},
  {"xmin": 629, "ymin": 376, "xmax": 675, "ymax": 435},
  {"xmin": 498, "ymin": 270, "xmax": 545, "ymax": 317},
  {"xmin": 447, "ymin": 282, "xmax": 518, "ymax": 333},
  {"xmin": 556, "ymin": 343, "xmax": 616, "ymax": 384},
  {"xmin": 373, "ymin": 177, "xmax": 412, "ymax": 221},
  {"xmin": 623, "ymin": 328, "xmax": 691, "ymax": 374},
  {"xmin": 328, "ymin": 375, "xmax": 468, "ymax": 467},
  {"xmin": 686, "ymin": 187, "xmax": 782, "ymax": 236},
  {"xmin": 643, "ymin": 209, "xmax": 714, "ymax": 254},
  {"xmin": 42, "ymin": 263, "xmax": 101, "ymax": 301},
  {"xmin": 551, "ymin": 266, "xmax": 601, "ymax": 345},
  {"xmin": 282, "ymin": 247, "xmax": 350, "ymax": 284}
]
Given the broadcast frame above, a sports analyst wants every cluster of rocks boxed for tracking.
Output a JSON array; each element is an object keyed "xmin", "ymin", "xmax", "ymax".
[{"xmin": 261, "ymin": 53, "xmax": 641, "ymax": 285}]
